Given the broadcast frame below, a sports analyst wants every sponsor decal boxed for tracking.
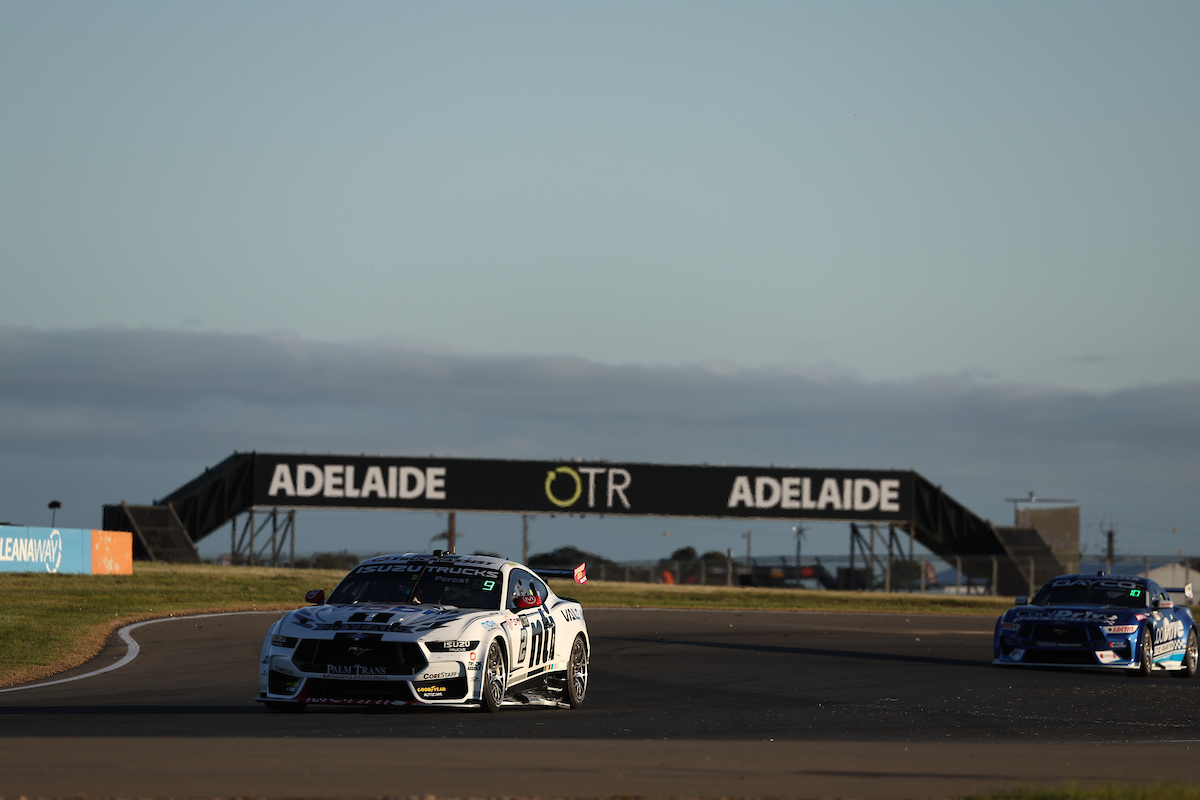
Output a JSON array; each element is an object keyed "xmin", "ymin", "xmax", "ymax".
[
  {"xmin": 481, "ymin": 620, "xmax": 499, "ymax": 630},
  {"xmin": 726, "ymin": 476, "xmax": 901, "ymax": 513},
  {"xmin": 268, "ymin": 462, "xmax": 447, "ymax": 501},
  {"xmin": 561, "ymin": 607, "xmax": 582, "ymax": 623},
  {"xmin": 270, "ymin": 657, "xmax": 299, "ymax": 676},
  {"xmin": 1096, "ymin": 650, "xmax": 1120, "ymax": 663},
  {"xmin": 1047, "ymin": 578, "xmax": 1140, "ymax": 591},
  {"xmin": 425, "ymin": 640, "xmax": 478, "ymax": 653},
  {"xmin": 1152, "ymin": 619, "xmax": 1186, "ymax": 658},
  {"xmin": 1155, "ymin": 619, "xmax": 1185, "ymax": 645},
  {"xmin": 422, "ymin": 670, "xmax": 459, "ymax": 680},
  {"xmin": 1014, "ymin": 609, "xmax": 1119, "ymax": 624},
  {"xmin": 413, "ymin": 677, "xmax": 462, "ymax": 699},
  {"xmin": 1101, "ymin": 624, "xmax": 1140, "ymax": 635},
  {"xmin": 525, "ymin": 612, "xmax": 556, "ymax": 668},
  {"xmin": 0, "ymin": 530, "xmax": 63, "ymax": 573},
  {"xmin": 324, "ymin": 665, "xmax": 388, "ymax": 677},
  {"xmin": 427, "ymin": 565, "xmax": 501, "ymax": 579},
  {"xmin": 544, "ymin": 466, "xmax": 632, "ymax": 510},
  {"xmin": 999, "ymin": 622, "xmax": 1019, "ymax": 631}
]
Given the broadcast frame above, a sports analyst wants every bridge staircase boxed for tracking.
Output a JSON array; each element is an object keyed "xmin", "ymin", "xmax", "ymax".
[
  {"xmin": 101, "ymin": 502, "xmax": 201, "ymax": 563},
  {"xmin": 908, "ymin": 475, "xmax": 1066, "ymax": 595}
]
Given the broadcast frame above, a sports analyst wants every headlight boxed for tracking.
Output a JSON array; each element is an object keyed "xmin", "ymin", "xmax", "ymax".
[
  {"xmin": 1101, "ymin": 625, "xmax": 1139, "ymax": 635},
  {"xmin": 271, "ymin": 635, "xmax": 299, "ymax": 648},
  {"xmin": 425, "ymin": 640, "xmax": 480, "ymax": 653}
]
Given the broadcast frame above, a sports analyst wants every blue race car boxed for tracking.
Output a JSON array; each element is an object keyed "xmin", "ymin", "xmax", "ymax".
[{"xmin": 994, "ymin": 572, "xmax": 1198, "ymax": 676}]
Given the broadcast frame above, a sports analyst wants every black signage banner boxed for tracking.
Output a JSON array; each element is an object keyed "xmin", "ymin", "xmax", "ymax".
[{"xmin": 253, "ymin": 454, "xmax": 913, "ymax": 523}]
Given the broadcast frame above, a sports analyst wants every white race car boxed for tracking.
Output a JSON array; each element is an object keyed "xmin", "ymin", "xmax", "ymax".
[{"xmin": 258, "ymin": 551, "xmax": 589, "ymax": 712}]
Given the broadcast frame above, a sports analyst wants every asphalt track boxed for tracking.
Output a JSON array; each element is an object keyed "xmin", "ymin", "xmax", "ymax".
[{"xmin": 2, "ymin": 607, "xmax": 1199, "ymax": 798}]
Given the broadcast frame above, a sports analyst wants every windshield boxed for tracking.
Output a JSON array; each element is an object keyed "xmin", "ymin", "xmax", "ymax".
[
  {"xmin": 1031, "ymin": 578, "xmax": 1148, "ymax": 608},
  {"xmin": 327, "ymin": 561, "xmax": 502, "ymax": 610}
]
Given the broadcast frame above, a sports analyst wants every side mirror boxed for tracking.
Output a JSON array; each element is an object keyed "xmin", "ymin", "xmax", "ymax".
[
  {"xmin": 1015, "ymin": 596, "xmax": 1028, "ymax": 606},
  {"xmin": 305, "ymin": 589, "xmax": 326, "ymax": 605},
  {"xmin": 517, "ymin": 594, "xmax": 543, "ymax": 609},
  {"xmin": 1154, "ymin": 597, "xmax": 1174, "ymax": 609}
]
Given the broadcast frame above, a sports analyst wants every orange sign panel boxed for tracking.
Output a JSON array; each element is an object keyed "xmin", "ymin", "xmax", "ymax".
[{"xmin": 90, "ymin": 530, "xmax": 133, "ymax": 575}]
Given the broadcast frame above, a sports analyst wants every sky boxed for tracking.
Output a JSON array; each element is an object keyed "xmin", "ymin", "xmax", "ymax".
[{"xmin": 2, "ymin": 3, "xmax": 1198, "ymax": 562}]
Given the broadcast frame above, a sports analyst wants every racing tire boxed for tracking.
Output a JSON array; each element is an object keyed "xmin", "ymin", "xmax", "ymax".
[
  {"xmin": 263, "ymin": 701, "xmax": 306, "ymax": 713},
  {"xmin": 566, "ymin": 634, "xmax": 588, "ymax": 709},
  {"xmin": 482, "ymin": 640, "xmax": 507, "ymax": 713},
  {"xmin": 1128, "ymin": 626, "xmax": 1154, "ymax": 677},
  {"xmin": 1173, "ymin": 630, "xmax": 1198, "ymax": 679}
]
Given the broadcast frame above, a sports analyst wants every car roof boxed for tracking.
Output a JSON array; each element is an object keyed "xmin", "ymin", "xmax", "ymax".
[
  {"xmin": 358, "ymin": 552, "xmax": 514, "ymax": 571},
  {"xmin": 1048, "ymin": 573, "xmax": 1149, "ymax": 583}
]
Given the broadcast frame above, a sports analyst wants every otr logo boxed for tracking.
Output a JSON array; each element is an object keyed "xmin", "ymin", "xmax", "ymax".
[{"xmin": 544, "ymin": 466, "xmax": 632, "ymax": 510}]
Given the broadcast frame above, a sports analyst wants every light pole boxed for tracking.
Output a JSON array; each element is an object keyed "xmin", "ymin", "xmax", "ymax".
[
  {"xmin": 792, "ymin": 524, "xmax": 805, "ymax": 572},
  {"xmin": 522, "ymin": 514, "xmax": 530, "ymax": 563},
  {"xmin": 48, "ymin": 500, "xmax": 61, "ymax": 528}
]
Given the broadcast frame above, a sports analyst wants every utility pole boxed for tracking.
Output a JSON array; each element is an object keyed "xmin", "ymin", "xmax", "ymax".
[
  {"xmin": 742, "ymin": 531, "xmax": 752, "ymax": 570},
  {"xmin": 522, "ymin": 514, "xmax": 529, "ymax": 563},
  {"xmin": 1105, "ymin": 520, "xmax": 1117, "ymax": 574},
  {"xmin": 447, "ymin": 512, "xmax": 456, "ymax": 554}
]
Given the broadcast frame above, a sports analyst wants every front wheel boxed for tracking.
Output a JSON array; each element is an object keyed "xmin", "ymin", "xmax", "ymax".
[
  {"xmin": 566, "ymin": 634, "xmax": 588, "ymax": 708},
  {"xmin": 1128, "ymin": 626, "xmax": 1154, "ymax": 677},
  {"xmin": 1173, "ymin": 630, "xmax": 1198, "ymax": 679},
  {"xmin": 482, "ymin": 640, "xmax": 507, "ymax": 712}
]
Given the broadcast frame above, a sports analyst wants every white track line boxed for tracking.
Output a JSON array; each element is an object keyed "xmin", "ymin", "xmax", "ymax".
[{"xmin": 0, "ymin": 610, "xmax": 286, "ymax": 694}]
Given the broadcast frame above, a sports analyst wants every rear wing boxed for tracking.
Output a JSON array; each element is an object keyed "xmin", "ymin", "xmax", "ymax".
[
  {"xmin": 532, "ymin": 563, "xmax": 588, "ymax": 584},
  {"xmin": 1165, "ymin": 583, "xmax": 1194, "ymax": 601}
]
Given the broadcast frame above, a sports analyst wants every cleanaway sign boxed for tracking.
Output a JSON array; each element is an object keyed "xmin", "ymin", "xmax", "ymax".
[{"xmin": 0, "ymin": 528, "xmax": 132, "ymax": 574}]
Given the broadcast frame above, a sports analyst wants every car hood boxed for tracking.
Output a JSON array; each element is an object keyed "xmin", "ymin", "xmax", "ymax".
[{"xmin": 279, "ymin": 603, "xmax": 497, "ymax": 638}]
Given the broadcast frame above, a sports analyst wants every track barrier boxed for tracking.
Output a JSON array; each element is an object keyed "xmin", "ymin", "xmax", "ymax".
[{"xmin": 0, "ymin": 527, "xmax": 132, "ymax": 574}]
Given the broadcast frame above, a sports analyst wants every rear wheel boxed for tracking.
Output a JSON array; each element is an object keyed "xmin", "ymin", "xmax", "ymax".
[
  {"xmin": 1173, "ymin": 630, "xmax": 1198, "ymax": 679},
  {"xmin": 566, "ymin": 634, "xmax": 588, "ymax": 709},
  {"xmin": 482, "ymin": 640, "xmax": 507, "ymax": 712}
]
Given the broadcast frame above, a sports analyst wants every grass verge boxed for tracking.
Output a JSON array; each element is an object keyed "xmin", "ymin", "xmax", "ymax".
[
  {"xmin": 0, "ymin": 563, "xmax": 343, "ymax": 688},
  {"xmin": 2, "ymin": 564, "xmax": 1017, "ymax": 688}
]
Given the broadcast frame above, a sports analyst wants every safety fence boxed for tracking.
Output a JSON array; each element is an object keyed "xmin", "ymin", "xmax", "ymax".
[{"xmin": 567, "ymin": 553, "xmax": 1199, "ymax": 597}]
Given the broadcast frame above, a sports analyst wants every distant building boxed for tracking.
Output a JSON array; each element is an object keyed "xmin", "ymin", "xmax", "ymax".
[{"xmin": 1141, "ymin": 562, "xmax": 1196, "ymax": 600}]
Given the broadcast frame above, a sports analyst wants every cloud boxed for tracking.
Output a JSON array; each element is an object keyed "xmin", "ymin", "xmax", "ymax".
[{"xmin": 2, "ymin": 325, "xmax": 1198, "ymax": 554}]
